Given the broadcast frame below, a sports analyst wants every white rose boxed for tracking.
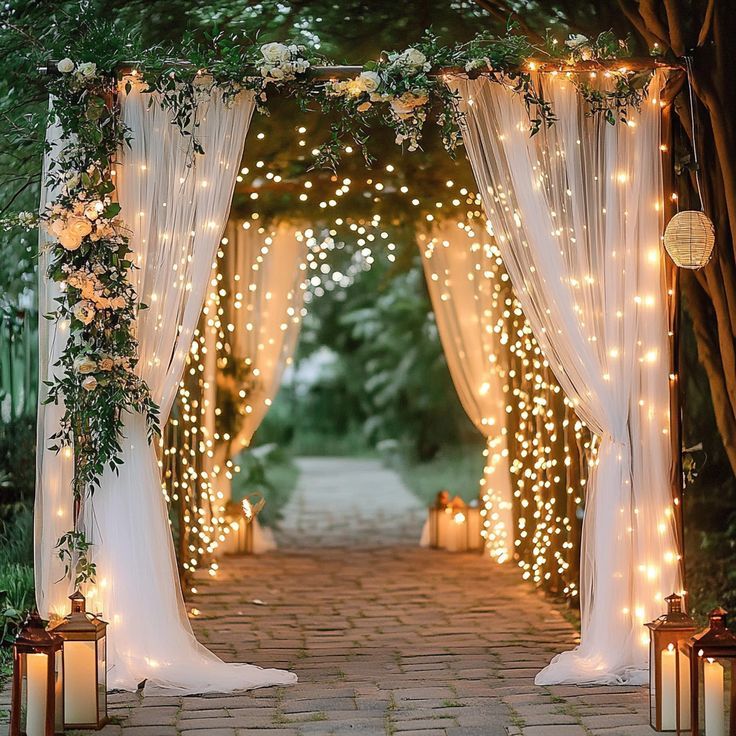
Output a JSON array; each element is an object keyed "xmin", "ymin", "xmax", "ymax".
[
  {"xmin": 81, "ymin": 375, "xmax": 98, "ymax": 392},
  {"xmin": 399, "ymin": 48, "xmax": 427, "ymax": 69},
  {"xmin": 565, "ymin": 34, "xmax": 589, "ymax": 49},
  {"xmin": 73, "ymin": 355, "xmax": 97, "ymax": 374},
  {"xmin": 57, "ymin": 58, "xmax": 74, "ymax": 74},
  {"xmin": 267, "ymin": 66, "xmax": 286, "ymax": 80},
  {"xmin": 261, "ymin": 43, "xmax": 291, "ymax": 64},
  {"xmin": 358, "ymin": 71, "xmax": 380, "ymax": 93},
  {"xmin": 84, "ymin": 204, "xmax": 99, "ymax": 221},
  {"xmin": 73, "ymin": 301, "xmax": 95, "ymax": 325},
  {"xmin": 76, "ymin": 62, "xmax": 97, "ymax": 79}
]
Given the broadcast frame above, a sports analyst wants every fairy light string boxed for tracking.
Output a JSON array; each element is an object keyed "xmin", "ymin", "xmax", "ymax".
[{"xmin": 159, "ymin": 125, "xmax": 599, "ymax": 607}]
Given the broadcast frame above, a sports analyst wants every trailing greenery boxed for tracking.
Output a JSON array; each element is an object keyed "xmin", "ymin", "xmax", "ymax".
[
  {"xmin": 231, "ymin": 444, "xmax": 300, "ymax": 528},
  {"xmin": 394, "ymin": 443, "xmax": 487, "ymax": 507}
]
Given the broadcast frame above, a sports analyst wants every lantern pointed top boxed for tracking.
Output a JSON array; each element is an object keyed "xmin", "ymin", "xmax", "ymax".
[
  {"xmin": 70, "ymin": 589, "xmax": 86, "ymax": 614},
  {"xmin": 14, "ymin": 611, "xmax": 62, "ymax": 650},
  {"xmin": 689, "ymin": 606, "xmax": 736, "ymax": 654},
  {"xmin": 646, "ymin": 592, "xmax": 696, "ymax": 631}
]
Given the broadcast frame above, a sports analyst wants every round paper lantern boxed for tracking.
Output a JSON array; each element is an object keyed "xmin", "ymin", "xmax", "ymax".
[{"xmin": 663, "ymin": 210, "xmax": 715, "ymax": 269}]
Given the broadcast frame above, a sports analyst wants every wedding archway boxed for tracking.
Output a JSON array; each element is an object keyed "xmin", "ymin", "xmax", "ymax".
[{"xmin": 32, "ymin": 35, "xmax": 681, "ymax": 696}]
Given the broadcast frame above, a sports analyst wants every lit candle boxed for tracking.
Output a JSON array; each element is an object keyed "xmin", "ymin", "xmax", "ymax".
[
  {"xmin": 704, "ymin": 658, "xmax": 725, "ymax": 736},
  {"xmin": 64, "ymin": 640, "xmax": 97, "ymax": 724},
  {"xmin": 435, "ymin": 508, "xmax": 451, "ymax": 549},
  {"xmin": 446, "ymin": 512, "xmax": 466, "ymax": 552},
  {"xmin": 660, "ymin": 644, "xmax": 676, "ymax": 730},
  {"xmin": 25, "ymin": 652, "xmax": 48, "ymax": 736}
]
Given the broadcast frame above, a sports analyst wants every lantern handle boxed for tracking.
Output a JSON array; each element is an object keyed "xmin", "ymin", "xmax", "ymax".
[{"xmin": 684, "ymin": 56, "xmax": 705, "ymax": 212}]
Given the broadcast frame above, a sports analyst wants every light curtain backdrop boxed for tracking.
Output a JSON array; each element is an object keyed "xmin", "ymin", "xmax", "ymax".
[
  {"xmin": 454, "ymin": 70, "xmax": 678, "ymax": 684},
  {"xmin": 418, "ymin": 221, "xmax": 513, "ymax": 561},
  {"xmin": 36, "ymin": 82, "xmax": 296, "ymax": 693},
  {"xmin": 205, "ymin": 220, "xmax": 306, "ymax": 553}
]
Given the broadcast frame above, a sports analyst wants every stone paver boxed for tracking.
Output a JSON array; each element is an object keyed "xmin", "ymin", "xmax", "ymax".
[
  {"xmin": 1, "ymin": 458, "xmax": 651, "ymax": 735},
  {"xmin": 276, "ymin": 457, "xmax": 426, "ymax": 546}
]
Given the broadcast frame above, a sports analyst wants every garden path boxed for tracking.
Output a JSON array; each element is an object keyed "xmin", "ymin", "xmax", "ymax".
[
  {"xmin": 275, "ymin": 457, "xmax": 426, "ymax": 547},
  {"xmin": 1, "ymin": 457, "xmax": 651, "ymax": 736}
]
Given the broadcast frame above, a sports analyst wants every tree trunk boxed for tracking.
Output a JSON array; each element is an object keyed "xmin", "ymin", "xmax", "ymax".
[{"xmin": 618, "ymin": 0, "xmax": 736, "ymax": 477}]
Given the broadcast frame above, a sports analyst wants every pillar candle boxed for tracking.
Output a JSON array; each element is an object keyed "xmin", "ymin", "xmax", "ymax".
[
  {"xmin": 64, "ymin": 640, "xmax": 97, "ymax": 724},
  {"xmin": 660, "ymin": 644, "xmax": 676, "ymax": 730},
  {"xmin": 466, "ymin": 508, "xmax": 482, "ymax": 550},
  {"xmin": 704, "ymin": 658, "xmax": 725, "ymax": 736},
  {"xmin": 445, "ymin": 513, "xmax": 466, "ymax": 552},
  {"xmin": 25, "ymin": 652, "xmax": 48, "ymax": 736},
  {"xmin": 435, "ymin": 509, "xmax": 450, "ymax": 549}
]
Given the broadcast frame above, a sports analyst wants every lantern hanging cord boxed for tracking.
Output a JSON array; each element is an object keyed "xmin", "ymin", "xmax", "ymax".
[{"xmin": 685, "ymin": 56, "xmax": 705, "ymax": 211}]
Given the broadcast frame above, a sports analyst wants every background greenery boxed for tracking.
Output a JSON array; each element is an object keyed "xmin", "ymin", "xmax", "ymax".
[{"xmin": 0, "ymin": 1, "xmax": 732, "ymax": 681}]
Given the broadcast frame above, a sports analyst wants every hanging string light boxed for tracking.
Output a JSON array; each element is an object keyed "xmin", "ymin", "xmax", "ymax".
[{"xmin": 159, "ymin": 122, "xmax": 596, "ymax": 609}]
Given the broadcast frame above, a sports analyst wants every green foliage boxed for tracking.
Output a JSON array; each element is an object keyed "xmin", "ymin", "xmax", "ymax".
[
  {"xmin": 394, "ymin": 443, "xmax": 487, "ymax": 506},
  {"xmin": 261, "ymin": 252, "xmax": 480, "ymax": 462},
  {"xmin": 231, "ymin": 444, "xmax": 299, "ymax": 527},
  {"xmin": 0, "ymin": 415, "xmax": 36, "ymax": 505}
]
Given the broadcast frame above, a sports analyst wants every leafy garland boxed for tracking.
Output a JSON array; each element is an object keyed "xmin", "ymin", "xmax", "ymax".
[
  {"xmin": 5, "ymin": 21, "xmax": 655, "ymax": 591},
  {"xmin": 41, "ymin": 63, "xmax": 159, "ymax": 587}
]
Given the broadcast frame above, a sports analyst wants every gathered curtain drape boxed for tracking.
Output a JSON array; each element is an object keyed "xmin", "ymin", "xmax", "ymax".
[
  {"xmin": 454, "ymin": 71, "xmax": 678, "ymax": 684},
  {"xmin": 203, "ymin": 221, "xmax": 306, "ymax": 554},
  {"xmin": 36, "ymin": 82, "xmax": 296, "ymax": 693},
  {"xmin": 418, "ymin": 220, "xmax": 513, "ymax": 561},
  {"xmin": 216, "ymin": 221, "xmax": 306, "ymax": 458}
]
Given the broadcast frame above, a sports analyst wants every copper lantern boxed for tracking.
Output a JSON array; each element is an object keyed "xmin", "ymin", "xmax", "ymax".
[
  {"xmin": 49, "ymin": 591, "xmax": 108, "ymax": 730},
  {"xmin": 678, "ymin": 607, "xmax": 736, "ymax": 735},
  {"xmin": 646, "ymin": 593, "xmax": 697, "ymax": 732},
  {"xmin": 10, "ymin": 611, "xmax": 63, "ymax": 736}
]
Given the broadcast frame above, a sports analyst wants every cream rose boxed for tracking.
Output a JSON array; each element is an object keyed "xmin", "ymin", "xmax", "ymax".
[
  {"xmin": 73, "ymin": 301, "xmax": 95, "ymax": 325},
  {"xmin": 81, "ymin": 375, "xmax": 98, "ymax": 392},
  {"xmin": 358, "ymin": 71, "xmax": 380, "ymax": 93},
  {"xmin": 398, "ymin": 48, "xmax": 427, "ymax": 69},
  {"xmin": 48, "ymin": 218, "xmax": 66, "ymax": 237},
  {"xmin": 565, "ymin": 34, "xmax": 589, "ymax": 49},
  {"xmin": 261, "ymin": 42, "xmax": 291, "ymax": 64},
  {"xmin": 390, "ymin": 92, "xmax": 429, "ymax": 117},
  {"xmin": 76, "ymin": 62, "xmax": 97, "ymax": 79},
  {"xmin": 84, "ymin": 204, "xmax": 99, "ymax": 221},
  {"xmin": 57, "ymin": 58, "xmax": 74, "ymax": 74},
  {"xmin": 73, "ymin": 355, "xmax": 97, "ymax": 374},
  {"xmin": 58, "ymin": 230, "xmax": 83, "ymax": 251},
  {"xmin": 67, "ymin": 215, "xmax": 93, "ymax": 239}
]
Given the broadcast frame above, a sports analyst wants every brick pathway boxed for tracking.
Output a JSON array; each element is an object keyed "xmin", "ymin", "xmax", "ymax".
[{"xmin": 2, "ymin": 459, "xmax": 651, "ymax": 736}]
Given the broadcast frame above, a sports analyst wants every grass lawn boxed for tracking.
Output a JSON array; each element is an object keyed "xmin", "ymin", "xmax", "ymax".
[{"xmin": 395, "ymin": 443, "xmax": 486, "ymax": 507}]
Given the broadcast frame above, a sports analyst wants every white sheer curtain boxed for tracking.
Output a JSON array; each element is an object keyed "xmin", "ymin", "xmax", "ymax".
[
  {"xmin": 205, "ymin": 221, "xmax": 306, "ymax": 553},
  {"xmin": 418, "ymin": 221, "xmax": 513, "ymax": 561},
  {"xmin": 219, "ymin": 221, "xmax": 306, "ymax": 455},
  {"xmin": 454, "ymin": 71, "xmax": 678, "ymax": 684},
  {"xmin": 36, "ymin": 82, "xmax": 296, "ymax": 693}
]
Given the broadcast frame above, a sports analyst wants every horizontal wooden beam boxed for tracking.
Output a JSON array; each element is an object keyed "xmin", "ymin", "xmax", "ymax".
[{"xmin": 38, "ymin": 57, "xmax": 683, "ymax": 78}]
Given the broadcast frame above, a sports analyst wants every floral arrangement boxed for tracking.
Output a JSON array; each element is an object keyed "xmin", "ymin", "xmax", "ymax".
[
  {"xmin": 41, "ymin": 57, "xmax": 158, "ymax": 586},
  {"xmin": 2, "ymin": 20, "xmax": 655, "ymax": 590}
]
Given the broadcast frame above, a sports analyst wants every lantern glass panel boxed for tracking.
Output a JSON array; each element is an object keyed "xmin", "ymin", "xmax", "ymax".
[
  {"xmin": 97, "ymin": 634, "xmax": 107, "ymax": 719},
  {"xmin": 689, "ymin": 655, "xmax": 733, "ymax": 736},
  {"xmin": 18, "ymin": 650, "xmax": 62, "ymax": 736},
  {"xmin": 54, "ymin": 650, "xmax": 63, "ymax": 734},
  {"xmin": 64, "ymin": 641, "xmax": 97, "ymax": 724}
]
